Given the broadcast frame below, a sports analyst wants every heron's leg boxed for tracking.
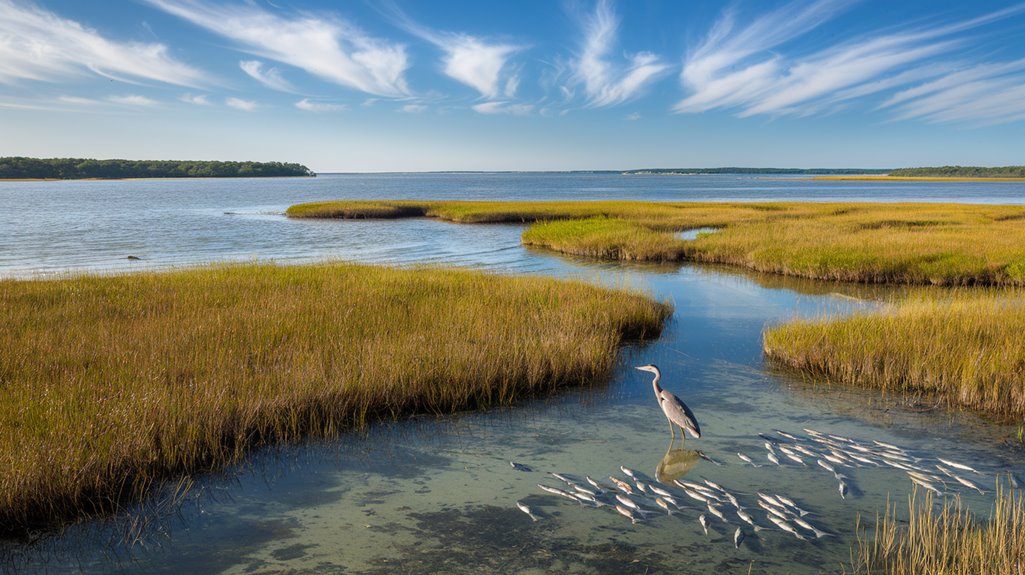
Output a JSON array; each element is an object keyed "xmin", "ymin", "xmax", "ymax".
[
  {"xmin": 668, "ymin": 421, "xmax": 676, "ymax": 444},
  {"xmin": 680, "ymin": 428, "xmax": 686, "ymax": 449}
]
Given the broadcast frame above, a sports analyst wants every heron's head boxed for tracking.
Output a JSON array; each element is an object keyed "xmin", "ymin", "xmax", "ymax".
[{"xmin": 635, "ymin": 364, "xmax": 659, "ymax": 374}]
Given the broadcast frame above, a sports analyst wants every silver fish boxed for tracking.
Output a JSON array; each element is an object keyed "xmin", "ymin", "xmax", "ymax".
[
  {"xmin": 764, "ymin": 441, "xmax": 777, "ymax": 453},
  {"xmin": 838, "ymin": 481, "xmax": 848, "ymax": 500},
  {"xmin": 620, "ymin": 466, "xmax": 637, "ymax": 479},
  {"xmin": 792, "ymin": 516, "xmax": 831, "ymax": 538},
  {"xmin": 950, "ymin": 473, "xmax": 985, "ymax": 494},
  {"xmin": 909, "ymin": 475, "xmax": 943, "ymax": 495},
  {"xmin": 872, "ymin": 439, "xmax": 903, "ymax": 451},
  {"xmin": 738, "ymin": 452, "xmax": 762, "ymax": 467},
  {"xmin": 817, "ymin": 459, "xmax": 836, "ymax": 473},
  {"xmin": 661, "ymin": 494, "xmax": 683, "ymax": 508},
  {"xmin": 699, "ymin": 513, "xmax": 709, "ymax": 535},
  {"xmin": 775, "ymin": 429, "xmax": 799, "ymax": 441},
  {"xmin": 635, "ymin": 481, "xmax": 649, "ymax": 494},
  {"xmin": 780, "ymin": 451, "xmax": 806, "ymax": 466},
  {"xmin": 937, "ymin": 457, "xmax": 982, "ymax": 475},
  {"xmin": 776, "ymin": 495, "xmax": 810, "ymax": 516},
  {"xmin": 655, "ymin": 498, "xmax": 674, "ymax": 515},
  {"xmin": 793, "ymin": 444, "xmax": 818, "ymax": 457},
  {"xmin": 722, "ymin": 491, "xmax": 740, "ymax": 509},
  {"xmin": 615, "ymin": 504, "xmax": 638, "ymax": 524},
  {"xmin": 549, "ymin": 472, "xmax": 574, "ymax": 484},
  {"xmin": 649, "ymin": 484, "xmax": 674, "ymax": 498},
  {"xmin": 757, "ymin": 501, "xmax": 789, "ymax": 521},
  {"xmin": 707, "ymin": 502, "xmax": 727, "ymax": 522},
  {"xmin": 703, "ymin": 479, "xmax": 727, "ymax": 492},
  {"xmin": 736, "ymin": 509, "xmax": 761, "ymax": 530},
  {"xmin": 882, "ymin": 459, "xmax": 915, "ymax": 472},
  {"xmin": 610, "ymin": 477, "xmax": 633, "ymax": 494},
  {"xmin": 510, "ymin": 461, "xmax": 533, "ymax": 472},
  {"xmin": 696, "ymin": 450, "xmax": 724, "ymax": 466},
  {"xmin": 538, "ymin": 484, "xmax": 579, "ymax": 501},
  {"xmin": 734, "ymin": 527, "xmax": 745, "ymax": 549},
  {"xmin": 572, "ymin": 484, "xmax": 598, "ymax": 497},
  {"xmin": 516, "ymin": 501, "xmax": 539, "ymax": 522},
  {"xmin": 681, "ymin": 488, "xmax": 710, "ymax": 504},
  {"xmin": 823, "ymin": 452, "xmax": 846, "ymax": 466},
  {"xmin": 767, "ymin": 515, "xmax": 806, "ymax": 540},
  {"xmin": 767, "ymin": 452, "xmax": 782, "ymax": 466},
  {"xmin": 616, "ymin": 493, "xmax": 641, "ymax": 511},
  {"xmin": 574, "ymin": 492, "xmax": 606, "ymax": 507}
]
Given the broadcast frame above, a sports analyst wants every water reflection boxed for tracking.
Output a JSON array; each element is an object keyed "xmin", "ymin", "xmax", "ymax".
[{"xmin": 655, "ymin": 445, "xmax": 700, "ymax": 483}]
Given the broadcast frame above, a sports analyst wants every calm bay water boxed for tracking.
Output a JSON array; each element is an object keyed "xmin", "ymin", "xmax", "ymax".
[{"xmin": 1, "ymin": 174, "xmax": 1023, "ymax": 574}]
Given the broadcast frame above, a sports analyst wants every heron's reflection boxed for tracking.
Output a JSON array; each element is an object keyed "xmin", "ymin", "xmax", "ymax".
[{"xmin": 655, "ymin": 441, "xmax": 701, "ymax": 484}]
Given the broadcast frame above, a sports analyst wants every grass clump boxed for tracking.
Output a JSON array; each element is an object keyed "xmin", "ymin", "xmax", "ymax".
[
  {"xmin": 287, "ymin": 200, "xmax": 1025, "ymax": 286},
  {"xmin": 764, "ymin": 291, "xmax": 1025, "ymax": 418},
  {"xmin": 851, "ymin": 487, "xmax": 1025, "ymax": 575},
  {"xmin": 0, "ymin": 263, "xmax": 669, "ymax": 534},
  {"xmin": 522, "ymin": 217, "xmax": 688, "ymax": 261}
]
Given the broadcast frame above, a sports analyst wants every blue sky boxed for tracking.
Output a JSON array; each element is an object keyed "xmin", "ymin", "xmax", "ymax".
[{"xmin": 2, "ymin": 0, "xmax": 1024, "ymax": 172}]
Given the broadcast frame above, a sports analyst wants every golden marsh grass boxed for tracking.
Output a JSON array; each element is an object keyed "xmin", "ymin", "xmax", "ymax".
[
  {"xmin": 0, "ymin": 263, "xmax": 669, "ymax": 533},
  {"xmin": 763, "ymin": 290, "xmax": 1025, "ymax": 418},
  {"xmin": 851, "ymin": 487, "xmax": 1025, "ymax": 575},
  {"xmin": 288, "ymin": 200, "xmax": 1025, "ymax": 285}
]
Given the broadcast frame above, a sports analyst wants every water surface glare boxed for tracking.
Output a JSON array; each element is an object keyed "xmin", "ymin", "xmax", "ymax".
[{"xmin": 1, "ymin": 174, "xmax": 1022, "ymax": 574}]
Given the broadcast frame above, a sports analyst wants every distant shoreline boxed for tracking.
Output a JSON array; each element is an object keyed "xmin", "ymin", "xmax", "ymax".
[{"xmin": 0, "ymin": 175, "xmax": 316, "ymax": 182}]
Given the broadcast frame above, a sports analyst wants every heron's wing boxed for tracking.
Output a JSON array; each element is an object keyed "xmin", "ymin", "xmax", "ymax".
[{"xmin": 659, "ymin": 390, "xmax": 701, "ymax": 438}]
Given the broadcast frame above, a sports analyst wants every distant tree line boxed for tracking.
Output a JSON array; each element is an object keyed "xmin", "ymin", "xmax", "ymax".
[
  {"xmin": 0, "ymin": 157, "xmax": 316, "ymax": 179},
  {"xmin": 622, "ymin": 167, "xmax": 890, "ymax": 175},
  {"xmin": 888, "ymin": 166, "xmax": 1025, "ymax": 178}
]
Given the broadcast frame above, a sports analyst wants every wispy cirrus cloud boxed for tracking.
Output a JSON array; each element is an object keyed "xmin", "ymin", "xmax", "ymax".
[
  {"xmin": 147, "ymin": 0, "xmax": 410, "ymax": 97},
  {"xmin": 471, "ymin": 101, "xmax": 533, "ymax": 115},
  {"xmin": 225, "ymin": 97, "xmax": 257, "ymax": 111},
  {"xmin": 295, "ymin": 98, "xmax": 346, "ymax": 112},
  {"xmin": 401, "ymin": 21, "xmax": 523, "ymax": 100},
  {"xmin": 239, "ymin": 60, "xmax": 295, "ymax": 92},
  {"xmin": 0, "ymin": 0, "xmax": 206, "ymax": 86},
  {"xmin": 675, "ymin": 0, "xmax": 1025, "ymax": 125},
  {"xmin": 179, "ymin": 93, "xmax": 211, "ymax": 105},
  {"xmin": 107, "ymin": 94, "xmax": 158, "ymax": 106},
  {"xmin": 570, "ymin": 0, "xmax": 670, "ymax": 108}
]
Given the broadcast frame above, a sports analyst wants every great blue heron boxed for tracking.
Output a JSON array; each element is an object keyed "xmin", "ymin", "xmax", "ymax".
[{"xmin": 636, "ymin": 364, "xmax": 701, "ymax": 446}]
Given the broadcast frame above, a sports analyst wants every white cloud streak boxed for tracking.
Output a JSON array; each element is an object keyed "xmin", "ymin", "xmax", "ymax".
[
  {"xmin": 179, "ymin": 93, "xmax": 211, "ymax": 105},
  {"xmin": 147, "ymin": 0, "xmax": 409, "ymax": 97},
  {"xmin": 239, "ymin": 60, "xmax": 294, "ymax": 92},
  {"xmin": 295, "ymin": 98, "xmax": 346, "ymax": 112},
  {"xmin": 472, "ymin": 101, "xmax": 533, "ymax": 115},
  {"xmin": 107, "ymin": 94, "xmax": 158, "ymax": 106},
  {"xmin": 675, "ymin": 0, "xmax": 1025, "ymax": 125},
  {"xmin": 400, "ymin": 103, "xmax": 426, "ymax": 113},
  {"xmin": 225, "ymin": 97, "xmax": 257, "ymax": 111},
  {"xmin": 0, "ymin": 0, "xmax": 206, "ymax": 86},
  {"xmin": 571, "ymin": 0, "xmax": 670, "ymax": 107}
]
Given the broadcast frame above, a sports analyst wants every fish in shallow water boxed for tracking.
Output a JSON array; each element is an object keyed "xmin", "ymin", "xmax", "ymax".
[
  {"xmin": 736, "ymin": 509, "xmax": 764, "ymax": 531},
  {"xmin": 734, "ymin": 527, "xmax": 745, "ymax": 549},
  {"xmin": 817, "ymin": 459, "xmax": 836, "ymax": 473},
  {"xmin": 950, "ymin": 473, "xmax": 985, "ymax": 494},
  {"xmin": 655, "ymin": 498, "xmax": 674, "ymax": 515},
  {"xmin": 908, "ymin": 475, "xmax": 943, "ymax": 495},
  {"xmin": 696, "ymin": 451, "xmax": 724, "ymax": 466},
  {"xmin": 767, "ymin": 452, "xmax": 782, "ymax": 466},
  {"xmin": 699, "ymin": 513, "xmax": 709, "ymax": 535},
  {"xmin": 516, "ymin": 501, "xmax": 539, "ymax": 521},
  {"xmin": 635, "ymin": 481, "xmax": 649, "ymax": 494},
  {"xmin": 737, "ymin": 452, "xmax": 762, "ymax": 467},
  {"xmin": 616, "ymin": 493, "xmax": 642, "ymax": 511},
  {"xmin": 510, "ymin": 461, "xmax": 533, "ymax": 472},
  {"xmin": 703, "ymin": 479, "xmax": 727, "ymax": 492},
  {"xmin": 615, "ymin": 504, "xmax": 639, "ymax": 524},
  {"xmin": 776, "ymin": 495, "xmax": 811, "ymax": 517},
  {"xmin": 707, "ymin": 502, "xmax": 727, "ymax": 522},
  {"xmin": 649, "ymin": 484, "xmax": 674, "ymax": 498},
  {"xmin": 585, "ymin": 476, "xmax": 609, "ymax": 493},
  {"xmin": 937, "ymin": 457, "xmax": 982, "ymax": 475},
  {"xmin": 767, "ymin": 515, "xmax": 806, "ymax": 540},
  {"xmin": 792, "ymin": 516, "xmax": 832, "ymax": 539},
  {"xmin": 872, "ymin": 439, "xmax": 903, "ymax": 452},
  {"xmin": 549, "ymin": 472, "xmax": 574, "ymax": 484},
  {"xmin": 609, "ymin": 477, "xmax": 633, "ymax": 494},
  {"xmin": 538, "ymin": 483, "xmax": 579, "ymax": 501},
  {"xmin": 838, "ymin": 481, "xmax": 848, "ymax": 500},
  {"xmin": 620, "ymin": 466, "xmax": 637, "ymax": 479}
]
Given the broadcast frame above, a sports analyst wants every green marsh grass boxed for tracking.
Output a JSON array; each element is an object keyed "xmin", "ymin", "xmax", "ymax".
[
  {"xmin": 764, "ymin": 291, "xmax": 1025, "ymax": 418},
  {"xmin": 851, "ymin": 487, "xmax": 1025, "ymax": 575},
  {"xmin": 0, "ymin": 263, "xmax": 669, "ymax": 533},
  {"xmin": 287, "ymin": 200, "xmax": 1025, "ymax": 285}
]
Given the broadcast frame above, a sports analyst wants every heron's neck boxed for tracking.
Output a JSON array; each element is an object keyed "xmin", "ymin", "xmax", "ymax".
[{"xmin": 650, "ymin": 370, "xmax": 662, "ymax": 396}]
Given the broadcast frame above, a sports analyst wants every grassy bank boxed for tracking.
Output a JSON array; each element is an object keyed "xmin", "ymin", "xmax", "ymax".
[
  {"xmin": 0, "ymin": 263, "xmax": 669, "ymax": 533},
  {"xmin": 288, "ymin": 200, "xmax": 1025, "ymax": 285},
  {"xmin": 814, "ymin": 176, "xmax": 1025, "ymax": 182},
  {"xmin": 763, "ymin": 291, "xmax": 1025, "ymax": 418},
  {"xmin": 851, "ymin": 488, "xmax": 1025, "ymax": 575}
]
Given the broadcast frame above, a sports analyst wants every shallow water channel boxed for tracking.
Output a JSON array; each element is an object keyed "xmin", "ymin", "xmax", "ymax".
[{"xmin": 1, "ymin": 176, "xmax": 1023, "ymax": 574}]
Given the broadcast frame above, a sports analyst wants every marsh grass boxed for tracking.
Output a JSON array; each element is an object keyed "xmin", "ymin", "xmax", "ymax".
[
  {"xmin": 287, "ymin": 200, "xmax": 1025, "ymax": 285},
  {"xmin": 850, "ymin": 486, "xmax": 1025, "ymax": 574},
  {"xmin": 763, "ymin": 290, "xmax": 1025, "ymax": 418},
  {"xmin": 0, "ymin": 263, "xmax": 669, "ymax": 534}
]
